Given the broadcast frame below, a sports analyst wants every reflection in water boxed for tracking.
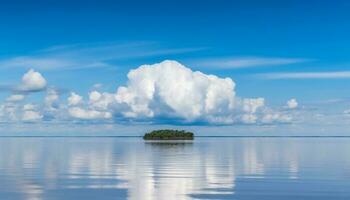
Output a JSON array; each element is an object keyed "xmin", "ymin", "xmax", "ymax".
[{"xmin": 1, "ymin": 137, "xmax": 350, "ymax": 199}]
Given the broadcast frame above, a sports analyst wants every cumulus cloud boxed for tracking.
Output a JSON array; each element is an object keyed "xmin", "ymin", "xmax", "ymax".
[
  {"xmin": 287, "ymin": 98, "xmax": 298, "ymax": 109},
  {"xmin": 45, "ymin": 88, "xmax": 59, "ymax": 111},
  {"xmin": 6, "ymin": 94, "xmax": 25, "ymax": 102},
  {"xmin": 115, "ymin": 60, "xmax": 238, "ymax": 123},
  {"xmin": 89, "ymin": 91, "xmax": 114, "ymax": 110},
  {"xmin": 0, "ymin": 103, "xmax": 18, "ymax": 121},
  {"xmin": 240, "ymin": 98, "xmax": 265, "ymax": 124},
  {"xmin": 241, "ymin": 114, "xmax": 258, "ymax": 124},
  {"xmin": 19, "ymin": 69, "xmax": 47, "ymax": 92},
  {"xmin": 23, "ymin": 104, "xmax": 37, "ymax": 111},
  {"xmin": 111, "ymin": 60, "xmax": 290, "ymax": 125},
  {"xmin": 261, "ymin": 111, "xmax": 292, "ymax": 124},
  {"xmin": 0, "ymin": 70, "xmax": 47, "ymax": 122},
  {"xmin": 68, "ymin": 92, "xmax": 83, "ymax": 106},
  {"xmin": 66, "ymin": 90, "xmax": 114, "ymax": 120},
  {"xmin": 242, "ymin": 98, "xmax": 265, "ymax": 113},
  {"xmin": 89, "ymin": 91, "xmax": 102, "ymax": 102},
  {"xmin": 0, "ymin": 60, "xmax": 296, "ymax": 125},
  {"xmin": 0, "ymin": 101, "xmax": 43, "ymax": 122},
  {"xmin": 68, "ymin": 107, "xmax": 112, "ymax": 120},
  {"xmin": 22, "ymin": 110, "xmax": 43, "ymax": 121}
]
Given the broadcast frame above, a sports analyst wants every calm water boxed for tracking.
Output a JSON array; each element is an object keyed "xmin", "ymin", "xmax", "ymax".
[{"xmin": 0, "ymin": 137, "xmax": 350, "ymax": 200}]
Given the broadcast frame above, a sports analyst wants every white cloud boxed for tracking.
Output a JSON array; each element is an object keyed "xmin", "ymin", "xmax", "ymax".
[
  {"xmin": 19, "ymin": 69, "xmax": 47, "ymax": 92},
  {"xmin": 241, "ymin": 114, "xmax": 258, "ymax": 124},
  {"xmin": 109, "ymin": 60, "xmax": 294, "ymax": 125},
  {"xmin": 0, "ymin": 42, "xmax": 205, "ymax": 70},
  {"xmin": 22, "ymin": 110, "xmax": 43, "ymax": 121},
  {"xmin": 68, "ymin": 92, "xmax": 83, "ymax": 106},
  {"xmin": 89, "ymin": 91, "xmax": 114, "ymax": 110},
  {"xmin": 257, "ymin": 71, "xmax": 350, "ymax": 79},
  {"xmin": 115, "ymin": 60, "xmax": 237, "ymax": 123},
  {"xmin": 89, "ymin": 91, "xmax": 102, "ymax": 103},
  {"xmin": 240, "ymin": 98, "xmax": 265, "ymax": 124},
  {"xmin": 0, "ymin": 103, "xmax": 18, "ymax": 121},
  {"xmin": 242, "ymin": 98, "xmax": 265, "ymax": 113},
  {"xmin": 45, "ymin": 88, "xmax": 59, "ymax": 111},
  {"xmin": 261, "ymin": 111, "xmax": 292, "ymax": 124},
  {"xmin": 1, "ymin": 60, "xmax": 297, "ymax": 126},
  {"xmin": 92, "ymin": 83, "xmax": 103, "ymax": 89},
  {"xmin": 192, "ymin": 57, "xmax": 308, "ymax": 69},
  {"xmin": 6, "ymin": 94, "xmax": 25, "ymax": 102},
  {"xmin": 23, "ymin": 104, "xmax": 37, "ymax": 111},
  {"xmin": 66, "ymin": 90, "xmax": 114, "ymax": 120},
  {"xmin": 68, "ymin": 107, "xmax": 112, "ymax": 120},
  {"xmin": 0, "ymin": 101, "xmax": 43, "ymax": 122},
  {"xmin": 287, "ymin": 98, "xmax": 298, "ymax": 109}
]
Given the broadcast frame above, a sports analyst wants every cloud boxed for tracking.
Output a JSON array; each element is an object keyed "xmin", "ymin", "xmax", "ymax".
[
  {"xmin": 287, "ymin": 99, "xmax": 298, "ymax": 109},
  {"xmin": 68, "ymin": 107, "xmax": 112, "ymax": 120},
  {"xmin": 68, "ymin": 92, "xmax": 83, "ymax": 106},
  {"xmin": 0, "ymin": 103, "xmax": 18, "ymax": 121},
  {"xmin": 257, "ymin": 71, "xmax": 350, "ymax": 79},
  {"xmin": 192, "ymin": 57, "xmax": 308, "ymax": 69},
  {"xmin": 241, "ymin": 98, "xmax": 265, "ymax": 124},
  {"xmin": 115, "ymin": 60, "xmax": 238, "ymax": 123},
  {"xmin": 23, "ymin": 104, "xmax": 37, "ymax": 111},
  {"xmin": 62, "ymin": 60, "xmax": 292, "ymax": 125},
  {"xmin": 6, "ymin": 94, "xmax": 25, "ymax": 102},
  {"xmin": 88, "ymin": 91, "xmax": 114, "ymax": 111},
  {"xmin": 261, "ymin": 111, "xmax": 292, "ymax": 124},
  {"xmin": 242, "ymin": 98, "xmax": 265, "ymax": 113},
  {"xmin": 44, "ymin": 88, "xmax": 59, "ymax": 111},
  {"xmin": 22, "ymin": 110, "xmax": 43, "ymax": 121},
  {"xmin": 0, "ymin": 42, "xmax": 206, "ymax": 71},
  {"xmin": 92, "ymin": 83, "xmax": 103, "ymax": 89},
  {"xmin": 241, "ymin": 114, "xmax": 259, "ymax": 124},
  {"xmin": 0, "ymin": 101, "xmax": 43, "ymax": 123},
  {"xmin": 0, "ymin": 69, "xmax": 47, "ymax": 94},
  {"xmin": 19, "ymin": 69, "xmax": 47, "ymax": 92},
  {"xmin": 1, "ymin": 60, "xmax": 296, "ymax": 125},
  {"xmin": 66, "ymin": 90, "xmax": 114, "ymax": 120},
  {"xmin": 89, "ymin": 91, "xmax": 102, "ymax": 103}
]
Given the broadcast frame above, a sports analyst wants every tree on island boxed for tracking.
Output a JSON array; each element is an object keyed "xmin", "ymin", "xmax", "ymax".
[{"xmin": 143, "ymin": 129, "xmax": 194, "ymax": 140}]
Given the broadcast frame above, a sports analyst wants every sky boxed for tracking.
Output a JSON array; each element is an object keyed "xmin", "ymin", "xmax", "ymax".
[{"xmin": 1, "ymin": 0, "xmax": 350, "ymax": 135}]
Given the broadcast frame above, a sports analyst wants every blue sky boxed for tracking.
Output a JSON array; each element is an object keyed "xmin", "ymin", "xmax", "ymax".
[{"xmin": 1, "ymin": 0, "xmax": 350, "ymax": 135}]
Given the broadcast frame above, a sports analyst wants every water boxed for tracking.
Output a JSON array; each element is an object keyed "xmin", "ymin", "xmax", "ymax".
[{"xmin": 0, "ymin": 137, "xmax": 350, "ymax": 200}]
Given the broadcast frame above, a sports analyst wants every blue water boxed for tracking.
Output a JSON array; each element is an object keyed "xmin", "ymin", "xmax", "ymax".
[{"xmin": 0, "ymin": 137, "xmax": 350, "ymax": 200}]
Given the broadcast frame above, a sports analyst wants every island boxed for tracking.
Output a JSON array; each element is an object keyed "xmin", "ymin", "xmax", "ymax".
[{"xmin": 143, "ymin": 129, "xmax": 194, "ymax": 140}]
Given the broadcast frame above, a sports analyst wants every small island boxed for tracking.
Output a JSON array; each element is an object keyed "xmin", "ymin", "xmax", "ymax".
[{"xmin": 143, "ymin": 129, "xmax": 194, "ymax": 140}]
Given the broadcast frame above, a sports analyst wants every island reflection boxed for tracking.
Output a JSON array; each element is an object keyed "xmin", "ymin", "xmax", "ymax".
[{"xmin": 0, "ymin": 137, "xmax": 350, "ymax": 200}]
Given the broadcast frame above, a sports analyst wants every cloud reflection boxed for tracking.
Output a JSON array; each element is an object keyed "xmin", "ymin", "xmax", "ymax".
[{"xmin": 0, "ymin": 138, "xmax": 350, "ymax": 199}]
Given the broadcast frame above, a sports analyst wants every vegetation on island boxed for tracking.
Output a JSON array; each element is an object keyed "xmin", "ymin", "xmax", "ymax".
[{"xmin": 143, "ymin": 129, "xmax": 194, "ymax": 140}]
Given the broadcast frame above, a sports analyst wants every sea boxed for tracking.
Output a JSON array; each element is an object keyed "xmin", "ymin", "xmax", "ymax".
[{"xmin": 0, "ymin": 137, "xmax": 349, "ymax": 200}]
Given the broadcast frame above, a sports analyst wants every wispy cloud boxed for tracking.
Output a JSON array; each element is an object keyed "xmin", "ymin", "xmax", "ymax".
[
  {"xmin": 191, "ymin": 57, "xmax": 309, "ymax": 69},
  {"xmin": 0, "ymin": 42, "xmax": 206, "ymax": 70},
  {"xmin": 257, "ymin": 71, "xmax": 350, "ymax": 79}
]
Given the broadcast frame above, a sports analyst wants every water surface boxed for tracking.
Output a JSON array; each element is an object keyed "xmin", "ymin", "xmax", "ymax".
[{"xmin": 1, "ymin": 137, "xmax": 350, "ymax": 200}]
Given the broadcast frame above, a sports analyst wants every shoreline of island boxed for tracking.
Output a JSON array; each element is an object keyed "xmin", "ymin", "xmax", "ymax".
[{"xmin": 143, "ymin": 129, "xmax": 194, "ymax": 140}]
